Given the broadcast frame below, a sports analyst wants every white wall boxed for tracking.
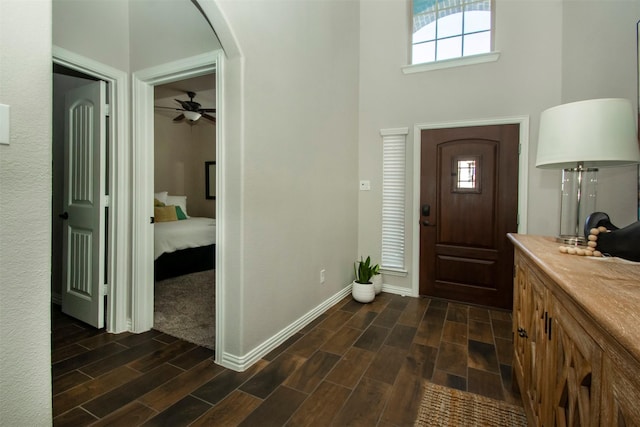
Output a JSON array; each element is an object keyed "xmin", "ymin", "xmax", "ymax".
[
  {"xmin": 215, "ymin": 0, "xmax": 361, "ymax": 353},
  {"xmin": 0, "ymin": 0, "xmax": 53, "ymax": 424},
  {"xmin": 357, "ymin": 0, "xmax": 639, "ymax": 293}
]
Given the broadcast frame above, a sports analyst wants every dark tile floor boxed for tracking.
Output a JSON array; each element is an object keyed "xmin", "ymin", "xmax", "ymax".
[{"xmin": 52, "ymin": 292, "xmax": 522, "ymax": 426}]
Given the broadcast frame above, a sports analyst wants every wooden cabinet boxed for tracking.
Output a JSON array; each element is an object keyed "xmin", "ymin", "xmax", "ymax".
[{"xmin": 510, "ymin": 234, "xmax": 640, "ymax": 427}]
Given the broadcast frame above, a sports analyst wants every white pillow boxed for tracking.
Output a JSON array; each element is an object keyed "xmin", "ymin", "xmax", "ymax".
[
  {"xmin": 166, "ymin": 195, "xmax": 188, "ymax": 217},
  {"xmin": 154, "ymin": 191, "xmax": 168, "ymax": 205}
]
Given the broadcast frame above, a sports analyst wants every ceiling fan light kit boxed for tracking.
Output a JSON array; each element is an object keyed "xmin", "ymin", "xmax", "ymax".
[{"xmin": 155, "ymin": 90, "xmax": 215, "ymax": 124}]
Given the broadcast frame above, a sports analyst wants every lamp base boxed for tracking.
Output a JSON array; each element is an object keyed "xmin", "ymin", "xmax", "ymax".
[{"xmin": 555, "ymin": 235, "xmax": 587, "ymax": 246}]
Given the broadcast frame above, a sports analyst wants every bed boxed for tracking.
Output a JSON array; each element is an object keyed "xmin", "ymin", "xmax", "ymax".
[{"xmin": 153, "ymin": 192, "xmax": 216, "ymax": 281}]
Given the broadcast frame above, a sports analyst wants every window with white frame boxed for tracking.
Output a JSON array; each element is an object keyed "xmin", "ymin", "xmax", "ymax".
[
  {"xmin": 412, "ymin": 0, "xmax": 492, "ymax": 65},
  {"xmin": 381, "ymin": 129, "xmax": 408, "ymax": 272}
]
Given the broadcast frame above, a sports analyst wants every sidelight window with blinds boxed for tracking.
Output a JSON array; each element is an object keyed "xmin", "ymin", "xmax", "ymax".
[{"xmin": 380, "ymin": 128, "xmax": 408, "ymax": 272}]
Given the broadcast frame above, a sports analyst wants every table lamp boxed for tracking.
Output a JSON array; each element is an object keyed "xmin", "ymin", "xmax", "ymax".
[{"xmin": 536, "ymin": 98, "xmax": 640, "ymax": 245}]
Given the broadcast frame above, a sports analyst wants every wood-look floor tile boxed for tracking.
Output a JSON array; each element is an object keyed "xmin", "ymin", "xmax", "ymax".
[
  {"xmin": 53, "ymin": 365, "xmax": 141, "ymax": 418},
  {"xmin": 320, "ymin": 326, "xmax": 362, "ymax": 355},
  {"xmin": 468, "ymin": 367, "xmax": 504, "ymax": 400},
  {"xmin": 138, "ymin": 359, "xmax": 224, "ymax": 412},
  {"xmin": 153, "ymin": 333, "xmax": 179, "ymax": 345},
  {"xmin": 52, "ymin": 342, "xmax": 127, "ymax": 378},
  {"xmin": 414, "ymin": 307, "xmax": 446, "ymax": 348},
  {"xmin": 53, "ymin": 407, "xmax": 98, "ymax": 427},
  {"xmin": 53, "ymin": 370, "xmax": 93, "ymax": 396},
  {"xmin": 237, "ymin": 386, "xmax": 307, "ymax": 427},
  {"xmin": 346, "ymin": 310, "xmax": 378, "ymax": 330},
  {"xmin": 386, "ymin": 295, "xmax": 411, "ymax": 311},
  {"xmin": 468, "ymin": 339, "xmax": 500, "ymax": 373},
  {"xmin": 469, "ymin": 319, "xmax": 494, "ymax": 343},
  {"xmin": 340, "ymin": 299, "xmax": 366, "ymax": 313},
  {"xmin": 285, "ymin": 381, "xmax": 351, "ymax": 427},
  {"xmin": 263, "ymin": 333, "xmax": 303, "ymax": 361},
  {"xmin": 240, "ymin": 352, "xmax": 307, "ymax": 399},
  {"xmin": 192, "ymin": 359, "xmax": 268, "ymax": 405},
  {"xmin": 469, "ymin": 306, "xmax": 491, "ymax": 322},
  {"xmin": 432, "ymin": 369, "xmax": 466, "ymax": 391},
  {"xmin": 317, "ymin": 310, "xmax": 354, "ymax": 331},
  {"xmin": 52, "ymin": 343, "xmax": 91, "ymax": 365},
  {"xmin": 380, "ymin": 365, "xmax": 424, "ymax": 426},
  {"xmin": 491, "ymin": 318, "xmax": 513, "ymax": 340},
  {"xmin": 490, "ymin": 309, "xmax": 512, "ymax": 321},
  {"xmin": 384, "ymin": 324, "xmax": 417, "ymax": 350},
  {"xmin": 435, "ymin": 341, "xmax": 467, "ymax": 377},
  {"xmin": 364, "ymin": 345, "xmax": 408, "ymax": 385},
  {"xmin": 495, "ymin": 337, "xmax": 513, "ymax": 366},
  {"xmin": 405, "ymin": 344, "xmax": 438, "ymax": 380},
  {"xmin": 114, "ymin": 330, "xmax": 163, "ymax": 348},
  {"xmin": 79, "ymin": 339, "xmax": 167, "ymax": 378},
  {"xmin": 141, "ymin": 395, "xmax": 212, "ymax": 427},
  {"xmin": 500, "ymin": 364, "xmax": 522, "ymax": 406},
  {"xmin": 52, "ymin": 325, "xmax": 102, "ymax": 351},
  {"xmin": 372, "ymin": 307, "xmax": 402, "ymax": 328},
  {"xmin": 396, "ymin": 297, "xmax": 430, "ymax": 327},
  {"xmin": 442, "ymin": 320, "xmax": 467, "ymax": 345},
  {"xmin": 82, "ymin": 363, "xmax": 183, "ymax": 418},
  {"xmin": 283, "ymin": 350, "xmax": 340, "ymax": 393},
  {"xmin": 168, "ymin": 346, "xmax": 214, "ymax": 370},
  {"xmin": 428, "ymin": 299, "xmax": 449, "ymax": 310},
  {"xmin": 299, "ymin": 313, "xmax": 328, "ymax": 334},
  {"xmin": 285, "ymin": 327, "xmax": 334, "ymax": 358},
  {"xmin": 332, "ymin": 377, "xmax": 391, "ymax": 426},
  {"xmin": 364, "ymin": 293, "xmax": 393, "ymax": 313},
  {"xmin": 447, "ymin": 304, "xmax": 469, "ymax": 323},
  {"xmin": 127, "ymin": 340, "xmax": 196, "ymax": 373},
  {"xmin": 325, "ymin": 347, "xmax": 375, "ymax": 389},
  {"xmin": 89, "ymin": 402, "xmax": 157, "ymax": 427},
  {"xmin": 78, "ymin": 331, "xmax": 133, "ymax": 350},
  {"xmin": 190, "ymin": 390, "xmax": 262, "ymax": 427},
  {"xmin": 353, "ymin": 325, "xmax": 390, "ymax": 352}
]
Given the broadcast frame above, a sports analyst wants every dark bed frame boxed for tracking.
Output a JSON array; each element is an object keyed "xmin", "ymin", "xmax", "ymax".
[{"xmin": 154, "ymin": 244, "xmax": 215, "ymax": 281}]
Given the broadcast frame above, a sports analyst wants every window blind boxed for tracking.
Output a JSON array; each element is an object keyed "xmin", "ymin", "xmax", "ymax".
[{"xmin": 381, "ymin": 129, "xmax": 408, "ymax": 271}]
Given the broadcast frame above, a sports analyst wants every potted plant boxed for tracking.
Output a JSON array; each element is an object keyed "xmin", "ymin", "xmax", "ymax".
[
  {"xmin": 371, "ymin": 264, "xmax": 382, "ymax": 295},
  {"xmin": 352, "ymin": 256, "xmax": 378, "ymax": 303}
]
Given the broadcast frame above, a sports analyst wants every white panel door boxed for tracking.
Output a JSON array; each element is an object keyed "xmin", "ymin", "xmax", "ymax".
[{"xmin": 61, "ymin": 81, "xmax": 106, "ymax": 328}]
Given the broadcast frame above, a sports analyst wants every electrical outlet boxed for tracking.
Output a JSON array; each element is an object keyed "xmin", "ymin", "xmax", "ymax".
[{"xmin": 320, "ymin": 269, "xmax": 326, "ymax": 284}]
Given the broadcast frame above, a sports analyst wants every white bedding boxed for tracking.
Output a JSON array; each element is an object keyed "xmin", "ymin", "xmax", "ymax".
[{"xmin": 154, "ymin": 217, "xmax": 216, "ymax": 260}]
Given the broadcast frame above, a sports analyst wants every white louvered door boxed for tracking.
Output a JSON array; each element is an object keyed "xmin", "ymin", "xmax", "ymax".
[{"xmin": 61, "ymin": 81, "xmax": 106, "ymax": 328}]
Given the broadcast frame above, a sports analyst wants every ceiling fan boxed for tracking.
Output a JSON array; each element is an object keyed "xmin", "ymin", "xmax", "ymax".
[{"xmin": 156, "ymin": 91, "xmax": 215, "ymax": 124}]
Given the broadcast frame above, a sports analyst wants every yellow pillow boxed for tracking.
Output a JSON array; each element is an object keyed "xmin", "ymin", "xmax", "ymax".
[
  {"xmin": 154, "ymin": 205, "xmax": 178, "ymax": 222},
  {"xmin": 154, "ymin": 198, "xmax": 165, "ymax": 207}
]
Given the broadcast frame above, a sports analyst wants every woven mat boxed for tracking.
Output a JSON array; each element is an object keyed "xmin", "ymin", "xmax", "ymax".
[{"xmin": 415, "ymin": 381, "xmax": 527, "ymax": 427}]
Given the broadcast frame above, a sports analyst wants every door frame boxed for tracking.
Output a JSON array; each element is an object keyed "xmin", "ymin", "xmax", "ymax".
[
  {"xmin": 412, "ymin": 116, "xmax": 529, "ymax": 297},
  {"xmin": 131, "ymin": 50, "xmax": 225, "ymax": 362},
  {"xmin": 52, "ymin": 46, "xmax": 130, "ymax": 333}
]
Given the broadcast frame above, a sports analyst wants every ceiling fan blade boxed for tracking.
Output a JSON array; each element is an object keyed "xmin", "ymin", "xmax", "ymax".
[
  {"xmin": 175, "ymin": 99, "xmax": 192, "ymax": 110},
  {"xmin": 173, "ymin": 114, "xmax": 185, "ymax": 122},
  {"xmin": 202, "ymin": 113, "xmax": 216, "ymax": 123},
  {"xmin": 200, "ymin": 108, "xmax": 216, "ymax": 113},
  {"xmin": 155, "ymin": 106, "xmax": 183, "ymax": 111}
]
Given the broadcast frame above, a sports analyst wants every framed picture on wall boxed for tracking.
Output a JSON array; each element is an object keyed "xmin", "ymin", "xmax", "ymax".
[{"xmin": 205, "ymin": 161, "xmax": 216, "ymax": 200}]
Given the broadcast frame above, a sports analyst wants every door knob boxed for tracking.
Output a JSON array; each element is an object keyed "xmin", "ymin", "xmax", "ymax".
[{"xmin": 59, "ymin": 212, "xmax": 69, "ymax": 220}]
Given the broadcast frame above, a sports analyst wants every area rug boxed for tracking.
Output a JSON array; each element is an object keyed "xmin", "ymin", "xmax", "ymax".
[
  {"xmin": 415, "ymin": 381, "xmax": 527, "ymax": 427},
  {"xmin": 154, "ymin": 269, "xmax": 215, "ymax": 350}
]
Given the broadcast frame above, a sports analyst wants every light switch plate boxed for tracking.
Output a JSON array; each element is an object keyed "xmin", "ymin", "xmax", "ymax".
[
  {"xmin": 359, "ymin": 180, "xmax": 371, "ymax": 191},
  {"xmin": 0, "ymin": 104, "xmax": 9, "ymax": 145}
]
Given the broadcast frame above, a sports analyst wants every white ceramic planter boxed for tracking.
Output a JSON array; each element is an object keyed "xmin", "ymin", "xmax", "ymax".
[
  {"xmin": 372, "ymin": 274, "xmax": 382, "ymax": 295},
  {"xmin": 352, "ymin": 281, "xmax": 375, "ymax": 303}
]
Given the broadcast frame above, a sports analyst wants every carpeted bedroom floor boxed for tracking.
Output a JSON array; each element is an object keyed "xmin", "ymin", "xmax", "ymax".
[{"xmin": 153, "ymin": 269, "xmax": 215, "ymax": 350}]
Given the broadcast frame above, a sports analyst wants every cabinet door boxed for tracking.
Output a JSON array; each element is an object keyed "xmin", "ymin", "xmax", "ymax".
[
  {"xmin": 527, "ymin": 270, "xmax": 548, "ymax": 426},
  {"xmin": 512, "ymin": 254, "xmax": 546, "ymax": 426},
  {"xmin": 548, "ymin": 298, "xmax": 602, "ymax": 427},
  {"xmin": 601, "ymin": 355, "xmax": 640, "ymax": 426}
]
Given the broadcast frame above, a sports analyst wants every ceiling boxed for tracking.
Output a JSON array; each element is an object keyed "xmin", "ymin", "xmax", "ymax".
[{"xmin": 154, "ymin": 73, "xmax": 216, "ymax": 121}]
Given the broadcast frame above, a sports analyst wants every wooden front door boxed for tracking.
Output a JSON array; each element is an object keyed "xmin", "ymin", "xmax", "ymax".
[{"xmin": 419, "ymin": 124, "xmax": 519, "ymax": 309}]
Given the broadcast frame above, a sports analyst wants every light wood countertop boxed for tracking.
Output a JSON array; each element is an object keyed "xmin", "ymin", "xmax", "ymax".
[{"xmin": 508, "ymin": 233, "xmax": 640, "ymax": 363}]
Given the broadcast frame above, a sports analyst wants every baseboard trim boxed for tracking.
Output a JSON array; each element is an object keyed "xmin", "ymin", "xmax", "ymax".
[
  {"xmin": 382, "ymin": 283, "xmax": 418, "ymax": 298},
  {"xmin": 218, "ymin": 283, "xmax": 353, "ymax": 372}
]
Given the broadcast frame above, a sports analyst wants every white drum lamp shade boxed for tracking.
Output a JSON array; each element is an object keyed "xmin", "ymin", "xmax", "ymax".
[{"xmin": 536, "ymin": 98, "xmax": 640, "ymax": 244}]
